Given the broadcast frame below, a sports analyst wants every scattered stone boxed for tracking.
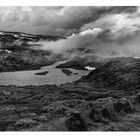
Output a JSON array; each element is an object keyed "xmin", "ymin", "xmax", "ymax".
[
  {"xmin": 2, "ymin": 90, "xmax": 11, "ymax": 96},
  {"xmin": 43, "ymin": 104, "xmax": 70, "ymax": 115},
  {"xmin": 34, "ymin": 115, "xmax": 48, "ymax": 122},
  {"xmin": 135, "ymin": 93, "xmax": 140, "ymax": 103},
  {"xmin": 84, "ymin": 97, "xmax": 114, "ymax": 109},
  {"xmin": 65, "ymin": 112, "xmax": 87, "ymax": 131},
  {"xmin": 89, "ymin": 103, "xmax": 118, "ymax": 122},
  {"xmin": 14, "ymin": 118, "xmax": 38, "ymax": 130},
  {"xmin": 89, "ymin": 106, "xmax": 105, "ymax": 122},
  {"xmin": 113, "ymin": 97, "xmax": 133, "ymax": 113}
]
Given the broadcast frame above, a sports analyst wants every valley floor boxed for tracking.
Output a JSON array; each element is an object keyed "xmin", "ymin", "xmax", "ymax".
[{"xmin": 0, "ymin": 83, "xmax": 140, "ymax": 131}]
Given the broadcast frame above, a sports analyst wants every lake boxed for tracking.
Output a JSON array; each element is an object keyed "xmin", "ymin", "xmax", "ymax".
[{"xmin": 0, "ymin": 61, "xmax": 89, "ymax": 86}]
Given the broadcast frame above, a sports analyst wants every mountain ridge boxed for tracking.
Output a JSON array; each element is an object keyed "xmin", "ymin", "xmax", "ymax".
[{"xmin": 0, "ymin": 31, "xmax": 66, "ymax": 42}]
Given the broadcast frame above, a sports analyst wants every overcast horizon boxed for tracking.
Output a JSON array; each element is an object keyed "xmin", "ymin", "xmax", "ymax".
[
  {"xmin": 0, "ymin": 6, "xmax": 138, "ymax": 37},
  {"xmin": 1, "ymin": 6, "xmax": 140, "ymax": 57}
]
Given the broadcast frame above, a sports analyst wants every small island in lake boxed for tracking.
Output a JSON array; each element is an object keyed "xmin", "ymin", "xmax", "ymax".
[
  {"xmin": 61, "ymin": 69, "xmax": 73, "ymax": 76},
  {"xmin": 35, "ymin": 71, "xmax": 49, "ymax": 75}
]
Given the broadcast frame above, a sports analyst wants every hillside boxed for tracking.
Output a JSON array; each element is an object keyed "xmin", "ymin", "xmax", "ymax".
[
  {"xmin": 56, "ymin": 55, "xmax": 107, "ymax": 70},
  {"xmin": 0, "ymin": 31, "xmax": 66, "ymax": 42},
  {"xmin": 0, "ymin": 56, "xmax": 140, "ymax": 131},
  {"xmin": 0, "ymin": 82, "xmax": 139, "ymax": 131},
  {"xmin": 0, "ymin": 31, "xmax": 66, "ymax": 72},
  {"xmin": 78, "ymin": 57, "xmax": 140, "ymax": 91}
]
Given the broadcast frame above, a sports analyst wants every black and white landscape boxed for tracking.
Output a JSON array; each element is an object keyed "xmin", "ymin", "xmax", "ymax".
[{"xmin": 0, "ymin": 6, "xmax": 140, "ymax": 131}]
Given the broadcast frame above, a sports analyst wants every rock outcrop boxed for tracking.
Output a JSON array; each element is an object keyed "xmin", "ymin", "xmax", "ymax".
[
  {"xmin": 78, "ymin": 57, "xmax": 140, "ymax": 91},
  {"xmin": 65, "ymin": 112, "xmax": 87, "ymax": 131}
]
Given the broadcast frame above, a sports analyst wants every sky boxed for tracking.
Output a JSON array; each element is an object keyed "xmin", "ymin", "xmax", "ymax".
[
  {"xmin": 0, "ymin": 6, "xmax": 139, "ymax": 37},
  {"xmin": 2, "ymin": 6, "xmax": 140, "ymax": 57}
]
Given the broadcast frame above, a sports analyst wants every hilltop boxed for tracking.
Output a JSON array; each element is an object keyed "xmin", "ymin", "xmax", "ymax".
[
  {"xmin": 78, "ymin": 57, "xmax": 140, "ymax": 91},
  {"xmin": 0, "ymin": 31, "xmax": 66, "ymax": 72},
  {"xmin": 0, "ymin": 31, "xmax": 66, "ymax": 42}
]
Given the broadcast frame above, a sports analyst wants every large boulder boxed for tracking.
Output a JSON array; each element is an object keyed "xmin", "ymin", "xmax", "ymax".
[
  {"xmin": 113, "ymin": 97, "xmax": 133, "ymax": 113},
  {"xmin": 65, "ymin": 111, "xmax": 87, "ymax": 131},
  {"xmin": 89, "ymin": 106, "xmax": 105, "ymax": 122},
  {"xmin": 86, "ymin": 97, "xmax": 120, "ymax": 122},
  {"xmin": 88, "ymin": 97, "xmax": 134, "ymax": 122},
  {"xmin": 84, "ymin": 97, "xmax": 114, "ymax": 110},
  {"xmin": 89, "ymin": 103, "xmax": 118, "ymax": 122},
  {"xmin": 135, "ymin": 93, "xmax": 140, "ymax": 103}
]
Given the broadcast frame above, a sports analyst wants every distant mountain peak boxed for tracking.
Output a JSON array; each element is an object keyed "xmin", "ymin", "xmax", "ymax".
[{"xmin": 0, "ymin": 31, "xmax": 66, "ymax": 42}]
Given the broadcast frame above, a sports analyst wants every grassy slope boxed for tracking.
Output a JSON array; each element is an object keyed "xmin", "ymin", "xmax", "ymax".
[
  {"xmin": 0, "ymin": 42, "xmax": 140, "ymax": 131},
  {"xmin": 0, "ymin": 82, "xmax": 139, "ymax": 131},
  {"xmin": 0, "ymin": 44, "xmax": 65, "ymax": 72},
  {"xmin": 78, "ymin": 57, "xmax": 140, "ymax": 91}
]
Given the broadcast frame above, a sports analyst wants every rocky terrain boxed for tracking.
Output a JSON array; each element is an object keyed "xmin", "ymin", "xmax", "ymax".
[
  {"xmin": 0, "ymin": 31, "xmax": 66, "ymax": 42},
  {"xmin": 1, "ymin": 31, "xmax": 140, "ymax": 131},
  {"xmin": 78, "ymin": 57, "xmax": 140, "ymax": 91},
  {"xmin": 0, "ymin": 56, "xmax": 140, "ymax": 131},
  {"xmin": 56, "ymin": 55, "xmax": 107, "ymax": 70},
  {"xmin": 0, "ymin": 82, "xmax": 139, "ymax": 131},
  {"xmin": 0, "ymin": 31, "xmax": 66, "ymax": 72}
]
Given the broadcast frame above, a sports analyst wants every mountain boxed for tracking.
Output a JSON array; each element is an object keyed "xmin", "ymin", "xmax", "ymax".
[
  {"xmin": 0, "ymin": 38, "xmax": 140, "ymax": 130},
  {"xmin": 0, "ymin": 31, "xmax": 66, "ymax": 72},
  {"xmin": 56, "ymin": 55, "xmax": 107, "ymax": 70},
  {"xmin": 78, "ymin": 57, "xmax": 140, "ymax": 91},
  {"xmin": 0, "ymin": 31, "xmax": 66, "ymax": 42}
]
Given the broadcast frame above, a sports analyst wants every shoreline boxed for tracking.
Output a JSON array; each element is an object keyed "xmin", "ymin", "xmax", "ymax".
[{"xmin": 0, "ymin": 59, "xmax": 69, "ymax": 73}]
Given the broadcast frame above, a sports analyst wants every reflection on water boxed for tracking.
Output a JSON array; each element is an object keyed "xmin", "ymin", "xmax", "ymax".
[{"xmin": 0, "ymin": 61, "xmax": 89, "ymax": 86}]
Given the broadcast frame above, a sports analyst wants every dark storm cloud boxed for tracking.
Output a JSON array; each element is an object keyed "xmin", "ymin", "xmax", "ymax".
[
  {"xmin": 28, "ymin": 6, "xmax": 140, "ymax": 58},
  {"xmin": 0, "ymin": 6, "xmax": 137, "ymax": 36},
  {"xmin": 81, "ymin": 6, "xmax": 140, "ymax": 43},
  {"xmin": 1, "ymin": 6, "xmax": 140, "ymax": 58}
]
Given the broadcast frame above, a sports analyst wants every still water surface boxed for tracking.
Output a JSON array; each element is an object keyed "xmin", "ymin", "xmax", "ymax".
[{"xmin": 0, "ymin": 61, "xmax": 89, "ymax": 86}]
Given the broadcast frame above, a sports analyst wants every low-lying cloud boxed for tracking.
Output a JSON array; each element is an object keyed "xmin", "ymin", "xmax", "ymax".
[
  {"xmin": 1, "ymin": 6, "xmax": 140, "ymax": 58},
  {"xmin": 31, "ymin": 6, "xmax": 140, "ymax": 58},
  {"xmin": 32, "ymin": 28, "xmax": 140, "ymax": 58}
]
